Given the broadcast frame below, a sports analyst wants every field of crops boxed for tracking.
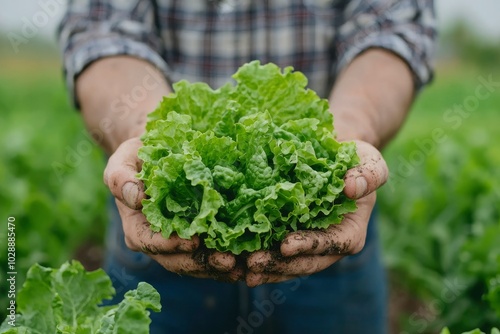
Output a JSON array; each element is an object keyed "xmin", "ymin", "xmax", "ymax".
[
  {"xmin": 0, "ymin": 36, "xmax": 499, "ymax": 332},
  {"xmin": 380, "ymin": 63, "xmax": 500, "ymax": 332}
]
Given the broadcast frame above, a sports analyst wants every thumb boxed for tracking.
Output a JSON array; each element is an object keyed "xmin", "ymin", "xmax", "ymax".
[
  {"xmin": 103, "ymin": 137, "xmax": 146, "ymax": 209},
  {"xmin": 343, "ymin": 140, "xmax": 388, "ymax": 199}
]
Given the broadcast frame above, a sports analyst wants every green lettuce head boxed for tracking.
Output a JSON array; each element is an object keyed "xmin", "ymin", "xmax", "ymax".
[{"xmin": 138, "ymin": 61, "xmax": 359, "ymax": 255}]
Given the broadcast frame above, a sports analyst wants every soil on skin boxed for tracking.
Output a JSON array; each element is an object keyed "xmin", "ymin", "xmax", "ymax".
[{"xmin": 74, "ymin": 239, "xmax": 429, "ymax": 333}]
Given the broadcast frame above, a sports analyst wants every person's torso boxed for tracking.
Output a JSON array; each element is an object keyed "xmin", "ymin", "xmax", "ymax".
[{"xmin": 152, "ymin": 0, "xmax": 348, "ymax": 97}]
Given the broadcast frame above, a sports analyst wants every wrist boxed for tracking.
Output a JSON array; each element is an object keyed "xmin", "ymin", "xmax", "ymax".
[
  {"xmin": 330, "ymin": 99, "xmax": 381, "ymax": 148},
  {"xmin": 335, "ymin": 125, "xmax": 380, "ymax": 148},
  {"xmin": 76, "ymin": 56, "xmax": 170, "ymax": 154},
  {"xmin": 328, "ymin": 49, "xmax": 414, "ymax": 149}
]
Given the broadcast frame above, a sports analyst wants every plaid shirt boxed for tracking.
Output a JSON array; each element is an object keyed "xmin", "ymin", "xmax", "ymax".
[{"xmin": 59, "ymin": 0, "xmax": 436, "ymax": 106}]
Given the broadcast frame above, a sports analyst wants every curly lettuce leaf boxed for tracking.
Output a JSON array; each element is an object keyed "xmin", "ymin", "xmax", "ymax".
[{"xmin": 139, "ymin": 61, "xmax": 359, "ymax": 254}]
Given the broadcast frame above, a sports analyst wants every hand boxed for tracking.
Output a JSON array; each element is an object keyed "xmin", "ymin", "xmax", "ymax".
[
  {"xmin": 104, "ymin": 137, "xmax": 244, "ymax": 282},
  {"xmin": 245, "ymin": 140, "xmax": 388, "ymax": 287}
]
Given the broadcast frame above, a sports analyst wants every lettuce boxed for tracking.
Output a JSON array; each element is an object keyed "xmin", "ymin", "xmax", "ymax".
[
  {"xmin": 0, "ymin": 261, "xmax": 160, "ymax": 334},
  {"xmin": 138, "ymin": 61, "xmax": 359, "ymax": 254}
]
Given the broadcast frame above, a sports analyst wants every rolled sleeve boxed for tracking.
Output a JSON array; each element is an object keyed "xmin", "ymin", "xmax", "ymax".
[
  {"xmin": 335, "ymin": 0, "xmax": 437, "ymax": 90},
  {"xmin": 58, "ymin": 0, "xmax": 170, "ymax": 108}
]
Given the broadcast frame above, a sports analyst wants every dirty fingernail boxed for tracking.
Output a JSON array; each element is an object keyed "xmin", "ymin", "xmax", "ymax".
[
  {"xmin": 355, "ymin": 176, "xmax": 367, "ymax": 198},
  {"xmin": 291, "ymin": 234, "xmax": 307, "ymax": 242},
  {"xmin": 122, "ymin": 182, "xmax": 140, "ymax": 209}
]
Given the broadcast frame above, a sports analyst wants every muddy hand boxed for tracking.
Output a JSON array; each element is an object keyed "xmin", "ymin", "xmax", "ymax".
[
  {"xmin": 245, "ymin": 140, "xmax": 388, "ymax": 287},
  {"xmin": 104, "ymin": 137, "xmax": 244, "ymax": 282}
]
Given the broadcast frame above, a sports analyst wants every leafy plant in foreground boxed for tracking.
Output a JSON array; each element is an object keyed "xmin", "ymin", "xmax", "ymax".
[
  {"xmin": 0, "ymin": 68, "xmax": 108, "ymax": 320},
  {"xmin": 0, "ymin": 261, "xmax": 161, "ymax": 334},
  {"xmin": 138, "ymin": 61, "xmax": 359, "ymax": 254}
]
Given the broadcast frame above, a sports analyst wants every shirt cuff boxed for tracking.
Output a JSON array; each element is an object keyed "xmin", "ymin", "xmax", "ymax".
[
  {"xmin": 63, "ymin": 35, "xmax": 171, "ymax": 109},
  {"xmin": 335, "ymin": 33, "xmax": 434, "ymax": 91}
]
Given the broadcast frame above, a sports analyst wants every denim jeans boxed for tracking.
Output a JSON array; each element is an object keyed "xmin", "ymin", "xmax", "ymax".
[{"xmin": 104, "ymin": 200, "xmax": 387, "ymax": 334}]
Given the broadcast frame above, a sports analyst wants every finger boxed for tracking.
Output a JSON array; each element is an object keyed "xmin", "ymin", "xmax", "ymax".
[
  {"xmin": 343, "ymin": 140, "xmax": 388, "ymax": 199},
  {"xmin": 247, "ymin": 251, "xmax": 341, "ymax": 275},
  {"xmin": 116, "ymin": 199, "xmax": 199, "ymax": 253},
  {"xmin": 246, "ymin": 272, "xmax": 296, "ymax": 287},
  {"xmin": 208, "ymin": 252, "xmax": 237, "ymax": 272},
  {"xmin": 151, "ymin": 253, "xmax": 245, "ymax": 283},
  {"xmin": 281, "ymin": 192, "xmax": 376, "ymax": 256},
  {"xmin": 190, "ymin": 246, "xmax": 237, "ymax": 272},
  {"xmin": 104, "ymin": 137, "xmax": 146, "ymax": 209}
]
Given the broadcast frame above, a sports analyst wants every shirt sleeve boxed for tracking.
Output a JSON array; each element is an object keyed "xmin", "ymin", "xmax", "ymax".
[
  {"xmin": 334, "ymin": 0, "xmax": 437, "ymax": 90},
  {"xmin": 58, "ymin": 0, "xmax": 170, "ymax": 108}
]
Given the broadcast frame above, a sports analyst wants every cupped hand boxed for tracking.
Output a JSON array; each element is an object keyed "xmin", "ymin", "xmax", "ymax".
[
  {"xmin": 103, "ymin": 137, "xmax": 244, "ymax": 282},
  {"xmin": 245, "ymin": 140, "xmax": 388, "ymax": 287}
]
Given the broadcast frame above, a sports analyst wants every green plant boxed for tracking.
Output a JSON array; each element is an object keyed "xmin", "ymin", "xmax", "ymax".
[
  {"xmin": 380, "ymin": 130, "xmax": 500, "ymax": 331},
  {"xmin": 0, "ymin": 61, "xmax": 108, "ymax": 320},
  {"xmin": 138, "ymin": 61, "xmax": 359, "ymax": 254},
  {"xmin": 377, "ymin": 54, "xmax": 500, "ymax": 331},
  {"xmin": 0, "ymin": 261, "xmax": 160, "ymax": 334}
]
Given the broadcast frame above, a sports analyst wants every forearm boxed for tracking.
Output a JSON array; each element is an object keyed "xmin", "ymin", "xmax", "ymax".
[
  {"xmin": 329, "ymin": 49, "xmax": 415, "ymax": 149},
  {"xmin": 76, "ymin": 56, "xmax": 171, "ymax": 154}
]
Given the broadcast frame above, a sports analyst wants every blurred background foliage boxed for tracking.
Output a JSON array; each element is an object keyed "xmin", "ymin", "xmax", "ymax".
[
  {"xmin": 0, "ymin": 7, "xmax": 499, "ymax": 333},
  {"xmin": 0, "ymin": 32, "xmax": 108, "ymax": 324},
  {"xmin": 379, "ymin": 20, "xmax": 500, "ymax": 332}
]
